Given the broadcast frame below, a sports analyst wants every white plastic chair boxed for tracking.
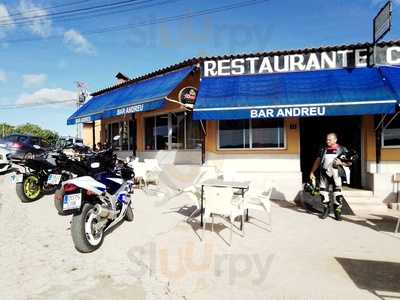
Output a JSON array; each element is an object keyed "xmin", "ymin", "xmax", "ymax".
[
  {"xmin": 203, "ymin": 186, "xmax": 245, "ymax": 245},
  {"xmin": 223, "ymin": 169, "xmax": 240, "ymax": 181},
  {"xmin": 243, "ymin": 181, "xmax": 272, "ymax": 227},
  {"xmin": 143, "ymin": 159, "xmax": 162, "ymax": 187},
  {"xmin": 128, "ymin": 161, "xmax": 147, "ymax": 188},
  {"xmin": 181, "ymin": 166, "xmax": 221, "ymax": 222}
]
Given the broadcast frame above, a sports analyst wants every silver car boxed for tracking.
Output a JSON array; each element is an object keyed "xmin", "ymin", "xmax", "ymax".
[{"xmin": 0, "ymin": 147, "xmax": 11, "ymax": 173}]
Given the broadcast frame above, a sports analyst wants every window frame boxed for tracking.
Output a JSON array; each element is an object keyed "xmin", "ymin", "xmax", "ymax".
[
  {"xmin": 381, "ymin": 114, "xmax": 400, "ymax": 149},
  {"xmin": 143, "ymin": 111, "xmax": 202, "ymax": 151},
  {"xmin": 107, "ymin": 120, "xmax": 134, "ymax": 151},
  {"xmin": 382, "ymin": 129, "xmax": 400, "ymax": 149},
  {"xmin": 217, "ymin": 119, "xmax": 287, "ymax": 151}
]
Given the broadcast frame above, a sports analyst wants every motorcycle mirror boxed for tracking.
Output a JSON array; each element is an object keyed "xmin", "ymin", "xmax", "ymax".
[
  {"xmin": 113, "ymin": 135, "xmax": 120, "ymax": 141},
  {"xmin": 90, "ymin": 162, "xmax": 100, "ymax": 169}
]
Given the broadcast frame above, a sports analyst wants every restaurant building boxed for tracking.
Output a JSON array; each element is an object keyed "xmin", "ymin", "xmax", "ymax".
[{"xmin": 68, "ymin": 40, "xmax": 400, "ymax": 201}]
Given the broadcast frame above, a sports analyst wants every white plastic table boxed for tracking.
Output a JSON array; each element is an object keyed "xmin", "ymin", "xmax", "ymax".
[{"xmin": 200, "ymin": 179, "xmax": 250, "ymax": 228}]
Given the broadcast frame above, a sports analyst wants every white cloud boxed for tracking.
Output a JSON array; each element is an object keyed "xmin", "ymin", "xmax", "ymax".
[
  {"xmin": 17, "ymin": 88, "xmax": 76, "ymax": 106},
  {"xmin": 18, "ymin": 0, "xmax": 52, "ymax": 37},
  {"xmin": 0, "ymin": 4, "xmax": 15, "ymax": 39},
  {"xmin": 0, "ymin": 70, "xmax": 6, "ymax": 83},
  {"xmin": 63, "ymin": 29, "xmax": 95, "ymax": 55},
  {"xmin": 22, "ymin": 73, "xmax": 47, "ymax": 88}
]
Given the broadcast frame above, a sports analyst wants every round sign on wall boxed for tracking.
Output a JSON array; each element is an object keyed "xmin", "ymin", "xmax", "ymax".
[{"xmin": 178, "ymin": 86, "xmax": 198, "ymax": 105}]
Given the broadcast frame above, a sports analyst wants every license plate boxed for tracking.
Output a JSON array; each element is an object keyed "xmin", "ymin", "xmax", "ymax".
[
  {"xmin": 63, "ymin": 193, "xmax": 82, "ymax": 211},
  {"xmin": 11, "ymin": 174, "xmax": 23, "ymax": 184},
  {"xmin": 47, "ymin": 174, "xmax": 62, "ymax": 185}
]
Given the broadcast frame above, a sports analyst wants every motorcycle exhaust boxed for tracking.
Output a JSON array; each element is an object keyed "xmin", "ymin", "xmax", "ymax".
[{"xmin": 93, "ymin": 204, "xmax": 115, "ymax": 220}]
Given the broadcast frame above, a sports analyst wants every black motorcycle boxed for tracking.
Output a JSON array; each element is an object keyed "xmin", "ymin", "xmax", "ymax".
[
  {"xmin": 10, "ymin": 145, "xmax": 117, "ymax": 203},
  {"xmin": 11, "ymin": 156, "xmax": 70, "ymax": 202}
]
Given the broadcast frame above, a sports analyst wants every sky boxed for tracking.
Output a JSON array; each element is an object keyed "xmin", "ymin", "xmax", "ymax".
[{"xmin": 1, "ymin": 0, "xmax": 400, "ymax": 136}]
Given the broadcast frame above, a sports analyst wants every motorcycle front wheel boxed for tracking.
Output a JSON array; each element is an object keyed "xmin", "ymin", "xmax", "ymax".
[
  {"xmin": 71, "ymin": 203, "xmax": 105, "ymax": 253},
  {"xmin": 16, "ymin": 175, "xmax": 43, "ymax": 202}
]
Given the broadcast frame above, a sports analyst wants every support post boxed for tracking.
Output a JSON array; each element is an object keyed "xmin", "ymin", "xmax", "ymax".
[
  {"xmin": 375, "ymin": 117, "xmax": 382, "ymax": 174},
  {"xmin": 92, "ymin": 121, "xmax": 96, "ymax": 151},
  {"xmin": 200, "ymin": 120, "xmax": 206, "ymax": 165}
]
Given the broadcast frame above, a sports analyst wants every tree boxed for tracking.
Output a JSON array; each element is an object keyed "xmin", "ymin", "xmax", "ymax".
[{"xmin": 0, "ymin": 123, "xmax": 15, "ymax": 138}]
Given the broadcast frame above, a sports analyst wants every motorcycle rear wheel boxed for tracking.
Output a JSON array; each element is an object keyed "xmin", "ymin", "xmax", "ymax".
[
  {"xmin": 125, "ymin": 205, "xmax": 134, "ymax": 222},
  {"xmin": 71, "ymin": 203, "xmax": 105, "ymax": 253},
  {"xmin": 54, "ymin": 189, "xmax": 66, "ymax": 215},
  {"xmin": 16, "ymin": 175, "xmax": 43, "ymax": 202}
]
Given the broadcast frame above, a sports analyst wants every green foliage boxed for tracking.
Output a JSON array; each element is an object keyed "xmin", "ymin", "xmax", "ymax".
[
  {"xmin": 0, "ymin": 123, "xmax": 14, "ymax": 137},
  {"xmin": 0, "ymin": 123, "xmax": 59, "ymax": 145}
]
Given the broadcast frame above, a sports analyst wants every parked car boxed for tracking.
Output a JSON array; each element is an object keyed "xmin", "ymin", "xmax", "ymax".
[
  {"xmin": 55, "ymin": 136, "xmax": 84, "ymax": 150},
  {"xmin": 0, "ymin": 134, "xmax": 48, "ymax": 160},
  {"xmin": 0, "ymin": 147, "xmax": 11, "ymax": 172}
]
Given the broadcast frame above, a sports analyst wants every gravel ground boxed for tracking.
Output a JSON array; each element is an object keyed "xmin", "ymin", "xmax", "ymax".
[{"xmin": 0, "ymin": 169, "xmax": 399, "ymax": 300}]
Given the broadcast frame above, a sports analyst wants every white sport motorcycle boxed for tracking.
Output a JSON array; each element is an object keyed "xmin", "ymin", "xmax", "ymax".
[{"xmin": 57, "ymin": 162, "xmax": 135, "ymax": 253}]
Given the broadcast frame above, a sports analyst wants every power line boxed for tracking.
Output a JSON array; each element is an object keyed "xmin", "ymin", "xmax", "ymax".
[
  {"xmin": 0, "ymin": 0, "xmax": 154, "ymax": 25},
  {"xmin": 0, "ymin": 99, "xmax": 76, "ymax": 109},
  {"xmin": 1, "ymin": 0, "xmax": 175, "ymax": 27},
  {"xmin": 3, "ymin": 0, "xmax": 96, "ymax": 18},
  {"xmin": 2, "ymin": 0, "xmax": 270, "ymax": 44}
]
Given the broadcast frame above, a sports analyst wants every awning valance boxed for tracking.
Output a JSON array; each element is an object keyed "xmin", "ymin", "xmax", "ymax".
[
  {"xmin": 67, "ymin": 66, "xmax": 194, "ymax": 125},
  {"xmin": 193, "ymin": 67, "xmax": 400, "ymax": 120}
]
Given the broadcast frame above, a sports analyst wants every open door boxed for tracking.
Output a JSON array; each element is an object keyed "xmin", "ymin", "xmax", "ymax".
[{"xmin": 300, "ymin": 116, "xmax": 362, "ymax": 188}]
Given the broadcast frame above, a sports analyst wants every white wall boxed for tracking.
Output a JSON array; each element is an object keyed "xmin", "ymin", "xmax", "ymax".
[
  {"xmin": 137, "ymin": 150, "xmax": 202, "ymax": 165},
  {"xmin": 366, "ymin": 160, "xmax": 400, "ymax": 203}
]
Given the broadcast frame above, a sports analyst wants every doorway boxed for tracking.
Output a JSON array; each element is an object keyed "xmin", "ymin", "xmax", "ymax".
[{"xmin": 300, "ymin": 116, "xmax": 362, "ymax": 188}]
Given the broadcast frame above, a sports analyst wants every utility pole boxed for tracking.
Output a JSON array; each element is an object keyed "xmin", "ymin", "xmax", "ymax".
[{"xmin": 75, "ymin": 81, "xmax": 88, "ymax": 139}]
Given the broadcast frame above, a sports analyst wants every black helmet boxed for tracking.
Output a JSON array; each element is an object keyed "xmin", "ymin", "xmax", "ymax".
[
  {"xmin": 338, "ymin": 149, "xmax": 359, "ymax": 163},
  {"xmin": 303, "ymin": 182, "xmax": 319, "ymax": 196}
]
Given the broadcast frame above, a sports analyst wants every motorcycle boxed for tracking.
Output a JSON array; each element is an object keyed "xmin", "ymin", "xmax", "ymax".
[
  {"xmin": 10, "ymin": 143, "xmax": 117, "ymax": 203},
  {"xmin": 59, "ymin": 160, "xmax": 135, "ymax": 253},
  {"xmin": 53, "ymin": 143, "xmax": 118, "ymax": 214},
  {"xmin": 10, "ymin": 154, "xmax": 71, "ymax": 202}
]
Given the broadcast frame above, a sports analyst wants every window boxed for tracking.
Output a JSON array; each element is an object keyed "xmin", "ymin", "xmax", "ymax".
[
  {"xmin": 30, "ymin": 137, "xmax": 40, "ymax": 146},
  {"xmin": 4, "ymin": 135, "xmax": 19, "ymax": 142},
  {"xmin": 218, "ymin": 119, "xmax": 285, "ymax": 149},
  {"xmin": 107, "ymin": 120, "xmax": 136, "ymax": 151},
  {"xmin": 144, "ymin": 115, "xmax": 168, "ymax": 150},
  {"xmin": 144, "ymin": 112, "xmax": 201, "ymax": 151},
  {"xmin": 171, "ymin": 112, "xmax": 185, "ymax": 149},
  {"xmin": 121, "ymin": 121, "xmax": 129, "ymax": 151},
  {"xmin": 144, "ymin": 117, "xmax": 155, "ymax": 150},
  {"xmin": 219, "ymin": 120, "xmax": 249, "ymax": 149},
  {"xmin": 155, "ymin": 115, "xmax": 169, "ymax": 150},
  {"xmin": 383, "ymin": 115, "xmax": 400, "ymax": 147},
  {"xmin": 185, "ymin": 112, "xmax": 202, "ymax": 149},
  {"xmin": 251, "ymin": 119, "xmax": 284, "ymax": 148}
]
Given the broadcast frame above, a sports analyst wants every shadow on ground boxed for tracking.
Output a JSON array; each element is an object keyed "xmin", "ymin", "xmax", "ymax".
[
  {"xmin": 273, "ymin": 191, "xmax": 400, "ymax": 236},
  {"xmin": 336, "ymin": 257, "xmax": 400, "ymax": 300},
  {"xmin": 343, "ymin": 214, "xmax": 400, "ymax": 235}
]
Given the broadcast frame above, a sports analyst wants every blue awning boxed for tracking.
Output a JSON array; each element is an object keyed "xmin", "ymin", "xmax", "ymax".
[
  {"xmin": 193, "ymin": 67, "xmax": 400, "ymax": 120},
  {"xmin": 67, "ymin": 66, "xmax": 194, "ymax": 125}
]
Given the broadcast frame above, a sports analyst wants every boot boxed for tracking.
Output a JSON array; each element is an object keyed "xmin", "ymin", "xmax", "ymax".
[
  {"xmin": 333, "ymin": 195, "xmax": 344, "ymax": 221},
  {"xmin": 334, "ymin": 208, "xmax": 342, "ymax": 221},
  {"xmin": 320, "ymin": 206, "xmax": 329, "ymax": 219}
]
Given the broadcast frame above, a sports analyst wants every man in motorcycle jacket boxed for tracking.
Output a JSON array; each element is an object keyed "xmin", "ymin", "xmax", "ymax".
[{"xmin": 309, "ymin": 133, "xmax": 352, "ymax": 221}]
